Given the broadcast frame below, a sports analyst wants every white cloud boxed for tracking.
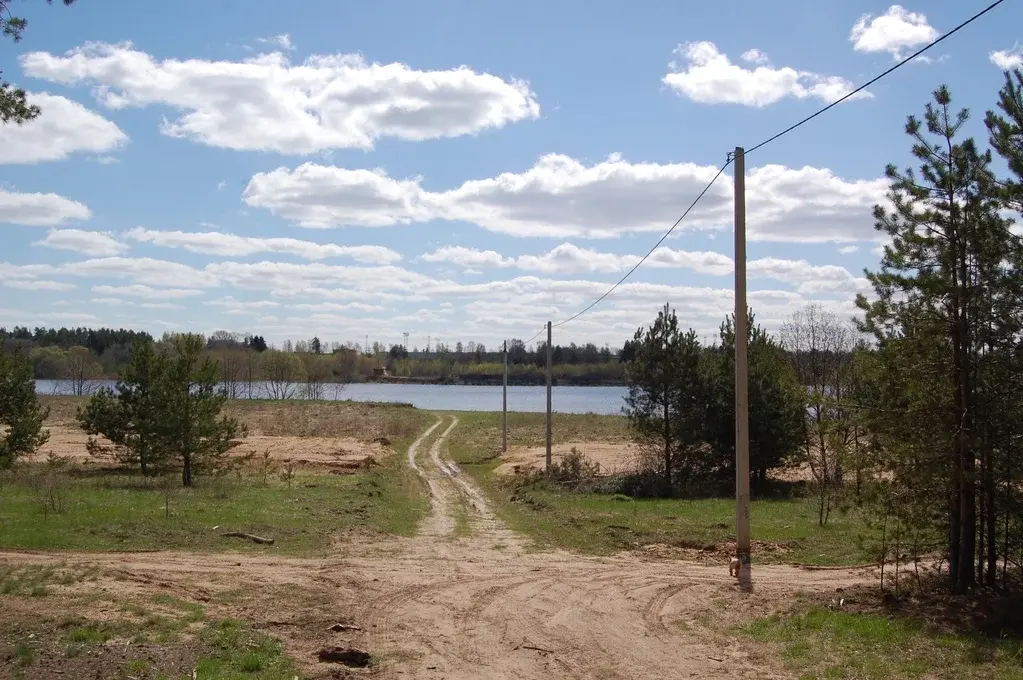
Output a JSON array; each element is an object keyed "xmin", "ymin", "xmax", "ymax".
[
  {"xmin": 421, "ymin": 246, "xmax": 512, "ymax": 269},
  {"xmin": 740, "ymin": 49, "xmax": 769, "ymax": 65},
  {"xmin": 292, "ymin": 301, "xmax": 386, "ymax": 313},
  {"xmin": 3, "ymin": 279, "xmax": 76, "ymax": 291},
  {"xmin": 243, "ymin": 164, "xmax": 431, "ymax": 228},
  {"xmin": 662, "ymin": 41, "xmax": 866, "ymax": 106},
  {"xmin": 0, "ymin": 308, "xmax": 99, "ymax": 325},
  {"xmin": 0, "ymin": 93, "xmax": 127, "ymax": 164},
  {"xmin": 244, "ymin": 155, "xmax": 886, "ymax": 242},
  {"xmin": 21, "ymin": 41, "xmax": 540, "ymax": 153},
  {"xmin": 748, "ymin": 257, "xmax": 869, "ymax": 294},
  {"xmin": 0, "ymin": 188, "xmax": 91, "ymax": 226},
  {"xmin": 34, "ymin": 229, "xmax": 128, "ymax": 257},
  {"xmin": 62, "ymin": 257, "xmax": 218, "ymax": 288},
  {"xmin": 850, "ymin": 5, "xmax": 938, "ymax": 60},
  {"xmin": 207, "ymin": 296, "xmax": 281, "ymax": 316},
  {"xmin": 838, "ymin": 245, "xmax": 859, "ymax": 254},
  {"xmin": 421, "ymin": 243, "xmax": 735, "ymax": 276},
  {"xmin": 257, "ymin": 33, "xmax": 295, "ymax": 51},
  {"xmin": 91, "ymin": 297, "xmax": 184, "ymax": 310},
  {"xmin": 124, "ymin": 227, "xmax": 401, "ymax": 263},
  {"xmin": 92, "ymin": 284, "xmax": 205, "ymax": 299},
  {"xmin": 216, "ymin": 180, "xmax": 227, "ymax": 191},
  {"xmin": 991, "ymin": 45, "xmax": 1023, "ymax": 70}
]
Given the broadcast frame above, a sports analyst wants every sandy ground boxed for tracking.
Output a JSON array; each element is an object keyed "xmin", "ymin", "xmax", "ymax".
[
  {"xmin": 29, "ymin": 425, "xmax": 390, "ymax": 472},
  {"xmin": 1, "ymin": 417, "xmax": 875, "ymax": 679},
  {"xmin": 494, "ymin": 441, "xmax": 643, "ymax": 476}
]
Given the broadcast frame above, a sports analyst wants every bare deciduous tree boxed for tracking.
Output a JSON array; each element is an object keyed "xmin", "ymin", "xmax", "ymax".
[
  {"xmin": 781, "ymin": 304, "xmax": 856, "ymax": 526},
  {"xmin": 61, "ymin": 346, "xmax": 102, "ymax": 396},
  {"xmin": 261, "ymin": 350, "xmax": 305, "ymax": 400}
]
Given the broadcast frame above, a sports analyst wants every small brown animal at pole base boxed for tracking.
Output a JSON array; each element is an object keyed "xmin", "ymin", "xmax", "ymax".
[{"xmin": 729, "ymin": 557, "xmax": 740, "ymax": 577}]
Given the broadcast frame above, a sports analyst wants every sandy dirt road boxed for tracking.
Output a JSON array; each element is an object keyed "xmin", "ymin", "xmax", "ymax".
[{"xmin": 0, "ymin": 415, "xmax": 873, "ymax": 679}]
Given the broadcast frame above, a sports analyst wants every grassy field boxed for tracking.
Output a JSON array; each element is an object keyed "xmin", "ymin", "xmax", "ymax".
[
  {"xmin": 1, "ymin": 565, "xmax": 298, "ymax": 679},
  {"xmin": 1, "ymin": 398, "xmax": 437, "ymax": 555},
  {"xmin": 41, "ymin": 394, "xmax": 435, "ymax": 443},
  {"xmin": 744, "ymin": 607, "xmax": 1023, "ymax": 679},
  {"xmin": 445, "ymin": 410, "xmax": 633, "ymax": 466},
  {"xmin": 445, "ymin": 410, "xmax": 873, "ymax": 565},
  {"xmin": 0, "ymin": 459, "xmax": 428, "ymax": 554}
]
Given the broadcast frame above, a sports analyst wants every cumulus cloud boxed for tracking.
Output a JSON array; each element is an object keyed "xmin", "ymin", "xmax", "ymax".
[
  {"xmin": 0, "ymin": 188, "xmax": 91, "ymax": 226},
  {"xmin": 740, "ymin": 49, "xmax": 769, "ymax": 65},
  {"xmin": 0, "ymin": 93, "xmax": 127, "ymax": 164},
  {"xmin": 991, "ymin": 45, "xmax": 1023, "ymax": 70},
  {"xmin": 662, "ymin": 41, "xmax": 866, "ymax": 106},
  {"xmin": 242, "ymin": 165, "xmax": 432, "ymax": 227},
  {"xmin": 91, "ymin": 297, "xmax": 184, "ymax": 310},
  {"xmin": 34, "ymin": 229, "xmax": 128, "ymax": 257},
  {"xmin": 747, "ymin": 257, "xmax": 869, "ymax": 295},
  {"xmin": 4, "ymin": 279, "xmax": 76, "ymax": 291},
  {"xmin": 243, "ymin": 155, "xmax": 886, "ymax": 242},
  {"xmin": 850, "ymin": 5, "xmax": 938, "ymax": 60},
  {"xmin": 20, "ymin": 41, "xmax": 540, "ymax": 153},
  {"xmin": 92, "ymin": 284, "xmax": 205, "ymax": 299},
  {"xmin": 421, "ymin": 243, "xmax": 735, "ymax": 275},
  {"xmin": 124, "ymin": 227, "xmax": 401, "ymax": 263},
  {"xmin": 60, "ymin": 257, "xmax": 219, "ymax": 288},
  {"xmin": 257, "ymin": 33, "xmax": 295, "ymax": 51}
]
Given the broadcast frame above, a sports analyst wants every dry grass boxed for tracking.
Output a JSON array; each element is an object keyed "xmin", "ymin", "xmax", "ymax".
[{"xmin": 40, "ymin": 395, "xmax": 432, "ymax": 443}]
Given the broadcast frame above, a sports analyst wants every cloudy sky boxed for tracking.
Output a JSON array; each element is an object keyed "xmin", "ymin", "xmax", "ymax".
[{"xmin": 0, "ymin": 0, "xmax": 1019, "ymax": 349}]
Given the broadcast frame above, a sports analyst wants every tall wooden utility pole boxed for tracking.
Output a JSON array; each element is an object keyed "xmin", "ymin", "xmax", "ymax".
[
  {"xmin": 546, "ymin": 321, "xmax": 552, "ymax": 471},
  {"xmin": 734, "ymin": 146, "xmax": 751, "ymax": 592},
  {"xmin": 503, "ymin": 340, "xmax": 508, "ymax": 453}
]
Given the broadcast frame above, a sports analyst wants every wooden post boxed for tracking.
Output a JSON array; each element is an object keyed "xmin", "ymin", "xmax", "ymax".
[
  {"xmin": 503, "ymin": 340, "xmax": 508, "ymax": 453},
  {"xmin": 734, "ymin": 146, "xmax": 752, "ymax": 592},
  {"xmin": 546, "ymin": 321, "xmax": 552, "ymax": 472}
]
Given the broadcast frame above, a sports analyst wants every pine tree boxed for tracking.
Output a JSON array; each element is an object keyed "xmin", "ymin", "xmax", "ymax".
[
  {"xmin": 705, "ymin": 309, "xmax": 803, "ymax": 488},
  {"xmin": 623, "ymin": 303, "xmax": 708, "ymax": 493},
  {"xmin": 157, "ymin": 334, "xmax": 243, "ymax": 487},
  {"xmin": 0, "ymin": 348, "xmax": 49, "ymax": 468},
  {"xmin": 857, "ymin": 85, "xmax": 1014, "ymax": 591},
  {"xmin": 79, "ymin": 338, "xmax": 168, "ymax": 475}
]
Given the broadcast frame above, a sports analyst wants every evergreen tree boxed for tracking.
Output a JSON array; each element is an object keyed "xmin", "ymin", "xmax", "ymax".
[
  {"xmin": 623, "ymin": 303, "xmax": 709, "ymax": 493},
  {"xmin": 157, "ymin": 334, "xmax": 243, "ymax": 487},
  {"xmin": 857, "ymin": 85, "xmax": 1014, "ymax": 591},
  {"xmin": 0, "ymin": 349, "xmax": 49, "ymax": 468},
  {"xmin": 79, "ymin": 338, "xmax": 168, "ymax": 475},
  {"xmin": 705, "ymin": 309, "xmax": 803, "ymax": 487}
]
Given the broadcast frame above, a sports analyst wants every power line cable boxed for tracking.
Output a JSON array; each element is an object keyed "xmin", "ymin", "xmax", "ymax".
[
  {"xmin": 547, "ymin": 160, "xmax": 732, "ymax": 331},
  {"xmin": 518, "ymin": 0, "xmax": 1007, "ymax": 340},
  {"xmin": 745, "ymin": 0, "xmax": 1008, "ymax": 156}
]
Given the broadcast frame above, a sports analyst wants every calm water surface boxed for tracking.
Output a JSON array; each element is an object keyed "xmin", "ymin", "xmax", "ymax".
[{"xmin": 36, "ymin": 380, "xmax": 628, "ymax": 415}]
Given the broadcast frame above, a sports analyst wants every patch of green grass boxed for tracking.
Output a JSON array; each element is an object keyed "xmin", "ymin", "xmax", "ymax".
[
  {"xmin": 193, "ymin": 619, "xmax": 297, "ymax": 679},
  {"xmin": 13, "ymin": 641, "xmax": 34, "ymax": 666},
  {"xmin": 0, "ymin": 565, "xmax": 90, "ymax": 596},
  {"xmin": 445, "ymin": 411, "xmax": 869, "ymax": 565},
  {"xmin": 489, "ymin": 483, "xmax": 870, "ymax": 564},
  {"xmin": 446, "ymin": 411, "xmax": 631, "ymax": 466},
  {"xmin": 0, "ymin": 453, "xmax": 429, "ymax": 556},
  {"xmin": 744, "ymin": 607, "xmax": 1023, "ymax": 679},
  {"xmin": 124, "ymin": 659, "xmax": 150, "ymax": 675}
]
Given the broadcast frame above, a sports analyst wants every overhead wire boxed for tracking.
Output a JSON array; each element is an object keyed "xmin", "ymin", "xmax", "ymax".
[
  {"xmin": 745, "ymin": 0, "xmax": 1008, "ymax": 155},
  {"xmin": 515, "ymin": 0, "xmax": 1008, "ymax": 342}
]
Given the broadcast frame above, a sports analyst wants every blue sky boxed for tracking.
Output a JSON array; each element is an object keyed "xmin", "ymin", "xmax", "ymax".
[{"xmin": 1, "ymin": 0, "xmax": 1019, "ymax": 350}]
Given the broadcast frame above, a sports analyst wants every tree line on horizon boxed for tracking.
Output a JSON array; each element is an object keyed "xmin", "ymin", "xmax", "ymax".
[{"xmin": 0, "ymin": 325, "xmax": 639, "ymax": 388}]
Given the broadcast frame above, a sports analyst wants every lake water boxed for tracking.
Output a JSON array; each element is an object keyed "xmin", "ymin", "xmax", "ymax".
[{"xmin": 35, "ymin": 380, "xmax": 629, "ymax": 415}]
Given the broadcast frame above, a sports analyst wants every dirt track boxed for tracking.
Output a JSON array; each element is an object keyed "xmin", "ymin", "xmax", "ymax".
[{"xmin": 0, "ymin": 415, "xmax": 874, "ymax": 679}]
